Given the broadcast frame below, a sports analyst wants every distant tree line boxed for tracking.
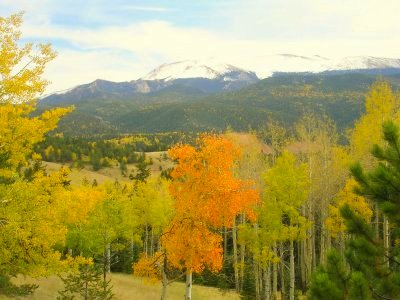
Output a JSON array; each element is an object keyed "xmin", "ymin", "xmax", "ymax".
[{"xmin": 34, "ymin": 134, "xmax": 192, "ymax": 171}]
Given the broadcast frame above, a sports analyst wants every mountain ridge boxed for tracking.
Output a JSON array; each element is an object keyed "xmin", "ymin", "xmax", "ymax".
[
  {"xmin": 42, "ymin": 55, "xmax": 400, "ymax": 100},
  {"xmin": 39, "ymin": 71, "xmax": 400, "ymax": 137}
]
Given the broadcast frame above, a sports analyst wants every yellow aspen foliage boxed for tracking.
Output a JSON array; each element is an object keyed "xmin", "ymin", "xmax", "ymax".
[
  {"xmin": 351, "ymin": 80, "xmax": 400, "ymax": 166},
  {"xmin": 0, "ymin": 104, "xmax": 72, "ymax": 181},
  {"xmin": 0, "ymin": 13, "xmax": 56, "ymax": 103},
  {"xmin": 0, "ymin": 12, "xmax": 74, "ymax": 280},
  {"xmin": 0, "ymin": 168, "xmax": 76, "ymax": 276},
  {"xmin": 326, "ymin": 179, "xmax": 373, "ymax": 238},
  {"xmin": 133, "ymin": 252, "xmax": 164, "ymax": 284},
  {"xmin": 263, "ymin": 151, "xmax": 310, "ymax": 239},
  {"xmin": 57, "ymin": 184, "xmax": 105, "ymax": 225},
  {"xmin": 129, "ymin": 179, "xmax": 173, "ymax": 235},
  {"xmin": 0, "ymin": 13, "xmax": 72, "ymax": 181}
]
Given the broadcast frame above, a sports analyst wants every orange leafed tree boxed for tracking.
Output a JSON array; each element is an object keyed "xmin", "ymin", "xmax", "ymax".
[
  {"xmin": 164, "ymin": 134, "xmax": 259, "ymax": 300},
  {"xmin": 168, "ymin": 134, "xmax": 258, "ymax": 228}
]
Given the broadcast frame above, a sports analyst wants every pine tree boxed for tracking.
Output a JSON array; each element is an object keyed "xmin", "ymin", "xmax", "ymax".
[
  {"xmin": 57, "ymin": 263, "xmax": 113, "ymax": 300},
  {"xmin": 309, "ymin": 120, "xmax": 400, "ymax": 299},
  {"xmin": 132, "ymin": 160, "xmax": 150, "ymax": 182}
]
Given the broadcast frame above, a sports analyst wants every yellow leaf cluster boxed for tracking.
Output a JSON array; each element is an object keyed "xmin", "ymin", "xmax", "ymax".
[{"xmin": 326, "ymin": 179, "xmax": 372, "ymax": 238}]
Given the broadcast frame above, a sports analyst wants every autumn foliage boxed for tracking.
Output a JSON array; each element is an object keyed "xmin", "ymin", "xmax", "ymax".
[{"xmin": 164, "ymin": 134, "xmax": 259, "ymax": 274}]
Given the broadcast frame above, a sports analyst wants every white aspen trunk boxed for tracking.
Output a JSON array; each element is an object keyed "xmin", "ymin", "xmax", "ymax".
[
  {"xmin": 264, "ymin": 264, "xmax": 271, "ymax": 300},
  {"xmin": 103, "ymin": 245, "xmax": 107, "ymax": 289},
  {"xmin": 306, "ymin": 127, "xmax": 316, "ymax": 276},
  {"xmin": 185, "ymin": 270, "xmax": 192, "ymax": 300},
  {"xmin": 273, "ymin": 244, "xmax": 278, "ymax": 299},
  {"xmin": 233, "ymin": 218, "xmax": 239, "ymax": 292},
  {"xmin": 280, "ymin": 244, "xmax": 285, "ymax": 300},
  {"xmin": 253, "ymin": 223, "xmax": 261, "ymax": 300},
  {"xmin": 289, "ymin": 240, "xmax": 295, "ymax": 300},
  {"xmin": 259, "ymin": 264, "xmax": 264, "ymax": 299},
  {"xmin": 307, "ymin": 200, "xmax": 314, "ymax": 283},
  {"xmin": 375, "ymin": 203, "xmax": 380, "ymax": 239},
  {"xmin": 145, "ymin": 223, "xmax": 149, "ymax": 257},
  {"xmin": 240, "ymin": 213, "xmax": 246, "ymax": 292},
  {"xmin": 150, "ymin": 227, "xmax": 154, "ymax": 256},
  {"xmin": 106, "ymin": 243, "xmax": 111, "ymax": 273},
  {"xmin": 300, "ymin": 206, "xmax": 306, "ymax": 289},
  {"xmin": 384, "ymin": 216, "xmax": 390, "ymax": 268},
  {"xmin": 254, "ymin": 260, "xmax": 261, "ymax": 300}
]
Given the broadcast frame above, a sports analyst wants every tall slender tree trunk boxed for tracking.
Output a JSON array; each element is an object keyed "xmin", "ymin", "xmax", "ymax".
[
  {"xmin": 232, "ymin": 218, "xmax": 239, "ymax": 292},
  {"xmin": 273, "ymin": 244, "xmax": 278, "ymax": 299},
  {"xmin": 106, "ymin": 243, "xmax": 111, "ymax": 273},
  {"xmin": 384, "ymin": 216, "xmax": 390, "ymax": 268},
  {"xmin": 375, "ymin": 204, "xmax": 380, "ymax": 239},
  {"xmin": 320, "ymin": 220, "xmax": 326, "ymax": 265},
  {"xmin": 300, "ymin": 206, "xmax": 307, "ymax": 289},
  {"xmin": 279, "ymin": 244, "xmax": 285, "ymax": 300},
  {"xmin": 264, "ymin": 263, "xmax": 271, "ymax": 300},
  {"xmin": 254, "ymin": 260, "xmax": 261, "ymax": 300},
  {"xmin": 298, "ymin": 240, "xmax": 304, "ymax": 290},
  {"xmin": 304, "ymin": 204, "xmax": 314, "ymax": 287},
  {"xmin": 312, "ymin": 225, "xmax": 316, "ymax": 271},
  {"xmin": 145, "ymin": 223, "xmax": 149, "ymax": 257},
  {"xmin": 150, "ymin": 227, "xmax": 154, "ymax": 256},
  {"xmin": 253, "ymin": 223, "xmax": 261, "ymax": 300},
  {"xmin": 103, "ymin": 245, "xmax": 108, "ymax": 291},
  {"xmin": 289, "ymin": 240, "xmax": 295, "ymax": 300},
  {"xmin": 240, "ymin": 213, "xmax": 246, "ymax": 292},
  {"xmin": 185, "ymin": 269, "xmax": 192, "ymax": 300},
  {"xmin": 259, "ymin": 264, "xmax": 264, "ymax": 299}
]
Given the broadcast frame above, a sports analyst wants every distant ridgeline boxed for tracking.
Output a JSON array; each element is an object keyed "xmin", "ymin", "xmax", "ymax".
[{"xmin": 38, "ymin": 70, "xmax": 400, "ymax": 137}]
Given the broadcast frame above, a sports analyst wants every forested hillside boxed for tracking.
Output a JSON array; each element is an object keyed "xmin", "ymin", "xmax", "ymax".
[{"xmin": 40, "ymin": 72, "xmax": 400, "ymax": 136}]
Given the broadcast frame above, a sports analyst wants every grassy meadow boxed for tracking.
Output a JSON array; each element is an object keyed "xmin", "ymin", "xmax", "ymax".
[
  {"xmin": 43, "ymin": 151, "xmax": 174, "ymax": 186},
  {"xmin": 2, "ymin": 274, "xmax": 240, "ymax": 300}
]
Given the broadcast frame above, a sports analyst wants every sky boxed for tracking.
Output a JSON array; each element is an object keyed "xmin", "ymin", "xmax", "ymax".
[{"xmin": 3, "ymin": 0, "xmax": 400, "ymax": 93}]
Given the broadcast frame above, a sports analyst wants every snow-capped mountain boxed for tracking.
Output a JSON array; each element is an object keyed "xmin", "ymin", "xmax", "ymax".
[
  {"xmin": 41, "ymin": 55, "xmax": 400, "ymax": 104},
  {"xmin": 328, "ymin": 56, "xmax": 400, "ymax": 70},
  {"xmin": 141, "ymin": 60, "xmax": 257, "ymax": 82},
  {"xmin": 40, "ymin": 61, "xmax": 258, "ymax": 104},
  {"xmin": 250, "ymin": 54, "xmax": 400, "ymax": 78}
]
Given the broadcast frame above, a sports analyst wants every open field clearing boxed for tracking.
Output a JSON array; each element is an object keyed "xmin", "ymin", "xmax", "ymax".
[
  {"xmin": 1, "ymin": 274, "xmax": 240, "ymax": 300},
  {"xmin": 42, "ymin": 151, "xmax": 173, "ymax": 186}
]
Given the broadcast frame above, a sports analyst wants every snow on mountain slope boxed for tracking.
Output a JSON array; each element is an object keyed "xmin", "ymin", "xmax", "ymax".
[
  {"xmin": 141, "ymin": 60, "xmax": 255, "ymax": 81},
  {"xmin": 327, "ymin": 56, "xmax": 400, "ymax": 70},
  {"xmin": 42, "ymin": 55, "xmax": 400, "ymax": 99},
  {"xmin": 251, "ymin": 54, "xmax": 400, "ymax": 78}
]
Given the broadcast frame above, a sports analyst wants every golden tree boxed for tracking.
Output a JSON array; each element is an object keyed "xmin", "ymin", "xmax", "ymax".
[
  {"xmin": 164, "ymin": 134, "xmax": 259, "ymax": 300},
  {"xmin": 0, "ymin": 12, "xmax": 73, "ymax": 295}
]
